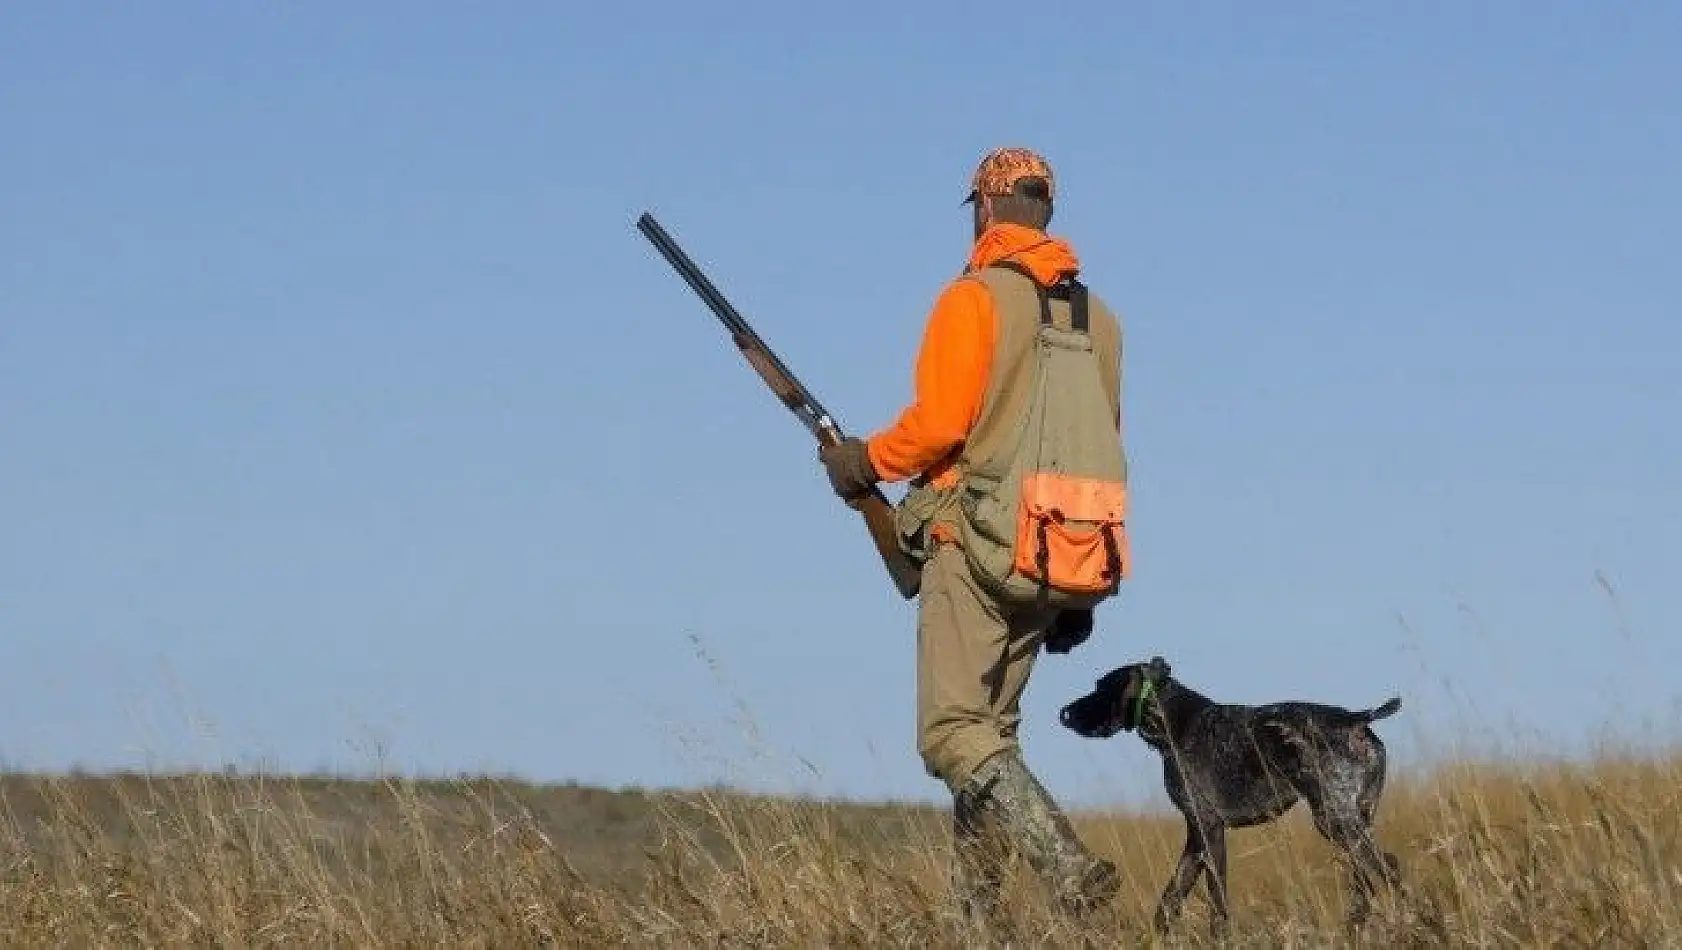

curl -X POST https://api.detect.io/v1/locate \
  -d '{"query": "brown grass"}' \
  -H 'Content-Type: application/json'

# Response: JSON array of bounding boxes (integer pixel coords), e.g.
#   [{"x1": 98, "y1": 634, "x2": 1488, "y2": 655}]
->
[{"x1": 0, "y1": 751, "x2": 1677, "y2": 946}]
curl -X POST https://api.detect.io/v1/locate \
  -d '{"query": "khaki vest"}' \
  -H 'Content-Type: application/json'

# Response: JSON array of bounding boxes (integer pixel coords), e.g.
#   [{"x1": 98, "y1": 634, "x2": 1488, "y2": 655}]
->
[{"x1": 897, "y1": 260, "x2": 1127, "y2": 599}]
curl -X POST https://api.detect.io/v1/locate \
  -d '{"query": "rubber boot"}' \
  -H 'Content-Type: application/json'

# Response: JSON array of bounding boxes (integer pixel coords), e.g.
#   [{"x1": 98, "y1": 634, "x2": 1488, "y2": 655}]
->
[
  {"x1": 952, "y1": 778, "x2": 1007, "y2": 941},
  {"x1": 961, "y1": 748, "x2": 1121, "y2": 918}
]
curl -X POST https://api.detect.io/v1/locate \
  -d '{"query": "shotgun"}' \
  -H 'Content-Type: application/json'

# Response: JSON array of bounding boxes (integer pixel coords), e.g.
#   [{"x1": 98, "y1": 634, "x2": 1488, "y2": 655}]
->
[{"x1": 636, "y1": 211, "x2": 922, "y2": 600}]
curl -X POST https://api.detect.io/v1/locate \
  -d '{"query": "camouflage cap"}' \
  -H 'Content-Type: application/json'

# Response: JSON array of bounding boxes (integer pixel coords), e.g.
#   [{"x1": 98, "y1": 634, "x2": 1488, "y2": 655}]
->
[{"x1": 963, "y1": 146, "x2": 1055, "y2": 204}]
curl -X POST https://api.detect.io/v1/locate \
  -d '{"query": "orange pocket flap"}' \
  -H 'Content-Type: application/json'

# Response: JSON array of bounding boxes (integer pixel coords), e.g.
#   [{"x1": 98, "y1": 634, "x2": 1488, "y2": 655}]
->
[{"x1": 1020, "y1": 473, "x2": 1126, "y2": 523}]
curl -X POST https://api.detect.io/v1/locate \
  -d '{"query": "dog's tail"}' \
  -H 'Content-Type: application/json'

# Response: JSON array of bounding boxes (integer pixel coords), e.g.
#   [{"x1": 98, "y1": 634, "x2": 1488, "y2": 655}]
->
[{"x1": 1355, "y1": 696, "x2": 1402, "y2": 722}]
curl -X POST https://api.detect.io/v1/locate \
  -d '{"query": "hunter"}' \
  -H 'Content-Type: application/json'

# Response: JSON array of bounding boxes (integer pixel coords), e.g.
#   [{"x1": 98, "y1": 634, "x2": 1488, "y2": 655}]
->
[{"x1": 820, "y1": 146, "x2": 1128, "y2": 928}]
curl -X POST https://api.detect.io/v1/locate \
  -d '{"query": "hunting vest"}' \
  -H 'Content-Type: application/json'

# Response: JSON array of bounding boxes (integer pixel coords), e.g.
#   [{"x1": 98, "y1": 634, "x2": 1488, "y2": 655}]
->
[{"x1": 896, "y1": 259, "x2": 1129, "y2": 608}]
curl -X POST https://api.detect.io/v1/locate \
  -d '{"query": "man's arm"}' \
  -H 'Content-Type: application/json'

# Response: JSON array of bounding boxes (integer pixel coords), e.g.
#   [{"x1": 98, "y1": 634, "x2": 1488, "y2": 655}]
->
[{"x1": 865, "y1": 279, "x2": 995, "y2": 483}]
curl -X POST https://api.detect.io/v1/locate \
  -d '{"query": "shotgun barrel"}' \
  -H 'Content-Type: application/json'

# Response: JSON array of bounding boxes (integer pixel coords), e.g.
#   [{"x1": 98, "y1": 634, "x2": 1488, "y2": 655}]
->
[{"x1": 636, "y1": 212, "x2": 922, "y2": 600}]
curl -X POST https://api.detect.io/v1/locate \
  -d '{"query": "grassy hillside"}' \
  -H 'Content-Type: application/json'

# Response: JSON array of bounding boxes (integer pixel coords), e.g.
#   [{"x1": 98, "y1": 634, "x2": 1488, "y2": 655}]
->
[{"x1": 1, "y1": 753, "x2": 1678, "y2": 946}]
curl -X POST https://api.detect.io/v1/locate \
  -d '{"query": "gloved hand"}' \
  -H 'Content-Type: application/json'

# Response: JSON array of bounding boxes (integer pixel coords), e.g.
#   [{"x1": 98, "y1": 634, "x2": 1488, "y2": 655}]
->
[
  {"x1": 1044, "y1": 608, "x2": 1094, "y2": 654},
  {"x1": 818, "y1": 437, "x2": 879, "y2": 508}
]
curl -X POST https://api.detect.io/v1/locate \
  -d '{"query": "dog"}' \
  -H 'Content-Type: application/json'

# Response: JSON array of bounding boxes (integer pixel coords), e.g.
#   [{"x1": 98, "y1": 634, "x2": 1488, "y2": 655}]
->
[{"x1": 1059, "y1": 656, "x2": 1404, "y2": 934}]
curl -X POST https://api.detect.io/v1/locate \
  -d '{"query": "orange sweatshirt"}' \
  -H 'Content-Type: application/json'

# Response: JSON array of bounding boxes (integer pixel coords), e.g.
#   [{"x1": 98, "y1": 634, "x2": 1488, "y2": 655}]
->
[{"x1": 865, "y1": 223, "x2": 1083, "y2": 487}]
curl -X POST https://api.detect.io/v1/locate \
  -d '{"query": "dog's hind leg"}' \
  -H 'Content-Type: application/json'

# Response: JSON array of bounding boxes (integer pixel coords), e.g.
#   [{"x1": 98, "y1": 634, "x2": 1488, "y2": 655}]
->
[
  {"x1": 1358, "y1": 734, "x2": 1405, "y2": 895},
  {"x1": 1306, "y1": 788, "x2": 1397, "y2": 928}
]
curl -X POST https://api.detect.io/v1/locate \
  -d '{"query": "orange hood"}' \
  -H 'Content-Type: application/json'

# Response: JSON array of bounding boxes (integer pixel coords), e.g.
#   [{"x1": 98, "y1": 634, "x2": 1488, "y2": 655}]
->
[{"x1": 965, "y1": 222, "x2": 1080, "y2": 286}]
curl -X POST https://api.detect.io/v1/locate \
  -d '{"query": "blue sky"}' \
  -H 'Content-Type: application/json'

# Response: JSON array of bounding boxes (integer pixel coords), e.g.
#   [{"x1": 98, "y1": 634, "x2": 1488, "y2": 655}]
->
[{"x1": 3, "y1": 3, "x2": 1677, "y2": 807}]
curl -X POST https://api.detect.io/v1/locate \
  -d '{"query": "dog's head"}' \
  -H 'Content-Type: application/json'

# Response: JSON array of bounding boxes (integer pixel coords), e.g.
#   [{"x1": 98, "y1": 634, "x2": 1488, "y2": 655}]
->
[{"x1": 1059, "y1": 656, "x2": 1173, "y2": 741}]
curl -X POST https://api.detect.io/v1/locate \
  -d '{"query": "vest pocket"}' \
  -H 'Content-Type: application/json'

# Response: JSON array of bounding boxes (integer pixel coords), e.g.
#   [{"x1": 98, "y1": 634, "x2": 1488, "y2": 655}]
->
[
  {"x1": 895, "y1": 481, "x2": 959, "y2": 564},
  {"x1": 1011, "y1": 473, "x2": 1129, "y2": 593}
]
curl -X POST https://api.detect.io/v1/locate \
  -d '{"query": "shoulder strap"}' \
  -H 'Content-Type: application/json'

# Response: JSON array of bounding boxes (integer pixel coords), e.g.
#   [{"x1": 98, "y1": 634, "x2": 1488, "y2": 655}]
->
[{"x1": 985, "y1": 259, "x2": 1090, "y2": 332}]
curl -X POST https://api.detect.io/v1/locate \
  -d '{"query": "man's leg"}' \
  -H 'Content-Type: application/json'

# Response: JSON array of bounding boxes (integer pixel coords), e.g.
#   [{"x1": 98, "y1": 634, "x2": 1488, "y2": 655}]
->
[
  {"x1": 917, "y1": 543, "x2": 1037, "y2": 789},
  {"x1": 917, "y1": 543, "x2": 1016, "y2": 931},
  {"x1": 916, "y1": 544, "x2": 1119, "y2": 920}
]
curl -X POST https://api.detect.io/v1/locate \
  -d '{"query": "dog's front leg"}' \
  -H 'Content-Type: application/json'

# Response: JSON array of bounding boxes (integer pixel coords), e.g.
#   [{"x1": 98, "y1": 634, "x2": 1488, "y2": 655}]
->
[
  {"x1": 1202, "y1": 823, "x2": 1231, "y2": 937},
  {"x1": 1152, "y1": 815, "x2": 1209, "y2": 935}
]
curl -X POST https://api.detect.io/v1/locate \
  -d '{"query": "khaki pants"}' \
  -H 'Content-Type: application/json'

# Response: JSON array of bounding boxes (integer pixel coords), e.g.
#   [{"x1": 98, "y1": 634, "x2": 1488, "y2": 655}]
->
[{"x1": 917, "y1": 542, "x2": 1060, "y2": 793}]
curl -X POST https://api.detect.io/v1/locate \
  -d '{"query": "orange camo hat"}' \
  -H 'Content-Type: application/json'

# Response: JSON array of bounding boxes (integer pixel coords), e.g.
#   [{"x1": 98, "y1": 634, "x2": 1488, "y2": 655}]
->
[{"x1": 963, "y1": 146, "x2": 1055, "y2": 204}]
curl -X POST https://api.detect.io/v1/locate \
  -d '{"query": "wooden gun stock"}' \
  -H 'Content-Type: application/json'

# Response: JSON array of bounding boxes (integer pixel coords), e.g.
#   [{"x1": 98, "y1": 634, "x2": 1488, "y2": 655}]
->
[{"x1": 637, "y1": 211, "x2": 922, "y2": 600}]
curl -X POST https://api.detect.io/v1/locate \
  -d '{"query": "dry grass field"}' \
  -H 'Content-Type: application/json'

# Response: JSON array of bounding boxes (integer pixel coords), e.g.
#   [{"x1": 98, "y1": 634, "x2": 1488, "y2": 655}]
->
[{"x1": 0, "y1": 748, "x2": 1677, "y2": 947}]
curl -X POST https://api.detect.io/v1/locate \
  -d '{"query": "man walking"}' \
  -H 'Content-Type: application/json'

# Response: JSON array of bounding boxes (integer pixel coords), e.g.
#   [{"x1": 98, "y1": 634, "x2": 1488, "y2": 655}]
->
[{"x1": 819, "y1": 147, "x2": 1128, "y2": 929}]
